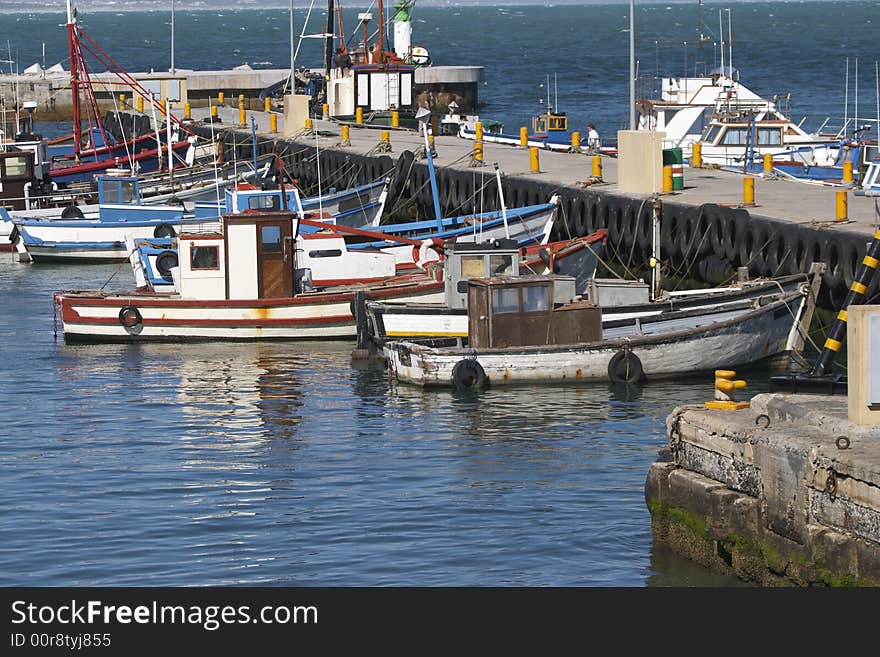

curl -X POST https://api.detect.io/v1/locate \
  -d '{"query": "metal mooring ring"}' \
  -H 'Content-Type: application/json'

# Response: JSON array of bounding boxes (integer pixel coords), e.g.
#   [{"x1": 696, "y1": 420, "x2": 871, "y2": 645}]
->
[
  {"x1": 755, "y1": 414, "x2": 770, "y2": 428},
  {"x1": 836, "y1": 436, "x2": 851, "y2": 450}
]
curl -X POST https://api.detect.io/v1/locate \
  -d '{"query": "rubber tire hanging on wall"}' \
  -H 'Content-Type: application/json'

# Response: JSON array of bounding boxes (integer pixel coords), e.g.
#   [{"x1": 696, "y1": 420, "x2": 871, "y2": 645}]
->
[
  {"x1": 607, "y1": 350, "x2": 644, "y2": 384},
  {"x1": 451, "y1": 358, "x2": 488, "y2": 391}
]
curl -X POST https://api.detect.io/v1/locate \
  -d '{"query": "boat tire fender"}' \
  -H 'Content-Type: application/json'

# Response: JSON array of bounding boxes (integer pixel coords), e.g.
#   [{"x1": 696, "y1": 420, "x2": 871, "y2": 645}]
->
[
  {"x1": 118, "y1": 305, "x2": 143, "y2": 330},
  {"x1": 607, "y1": 349, "x2": 644, "y2": 384},
  {"x1": 154, "y1": 223, "x2": 176, "y2": 238},
  {"x1": 61, "y1": 205, "x2": 84, "y2": 219},
  {"x1": 155, "y1": 250, "x2": 179, "y2": 277},
  {"x1": 452, "y1": 358, "x2": 488, "y2": 391}
]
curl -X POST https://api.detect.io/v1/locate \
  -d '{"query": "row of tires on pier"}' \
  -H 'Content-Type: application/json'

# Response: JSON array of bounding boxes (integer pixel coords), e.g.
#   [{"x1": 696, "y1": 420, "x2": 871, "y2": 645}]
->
[{"x1": 206, "y1": 128, "x2": 873, "y2": 311}]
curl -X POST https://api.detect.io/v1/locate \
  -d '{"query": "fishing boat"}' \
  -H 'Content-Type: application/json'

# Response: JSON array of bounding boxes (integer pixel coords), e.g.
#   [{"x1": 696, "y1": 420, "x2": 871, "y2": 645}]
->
[
  {"x1": 53, "y1": 209, "x2": 445, "y2": 343},
  {"x1": 383, "y1": 263, "x2": 823, "y2": 389},
  {"x1": 47, "y1": 2, "x2": 196, "y2": 186}
]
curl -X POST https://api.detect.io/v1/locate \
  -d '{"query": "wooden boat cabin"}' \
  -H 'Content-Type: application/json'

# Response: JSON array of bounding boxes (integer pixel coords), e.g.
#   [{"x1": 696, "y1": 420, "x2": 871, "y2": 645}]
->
[{"x1": 467, "y1": 275, "x2": 599, "y2": 349}]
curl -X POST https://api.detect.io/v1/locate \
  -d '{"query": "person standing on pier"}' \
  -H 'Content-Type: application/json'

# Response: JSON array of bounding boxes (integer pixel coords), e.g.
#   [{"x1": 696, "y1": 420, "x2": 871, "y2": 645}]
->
[{"x1": 587, "y1": 124, "x2": 600, "y2": 153}]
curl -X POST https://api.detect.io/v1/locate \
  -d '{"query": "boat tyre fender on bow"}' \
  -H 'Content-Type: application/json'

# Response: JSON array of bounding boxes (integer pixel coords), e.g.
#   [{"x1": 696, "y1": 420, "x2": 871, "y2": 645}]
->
[
  {"x1": 452, "y1": 358, "x2": 488, "y2": 391},
  {"x1": 607, "y1": 350, "x2": 644, "y2": 384},
  {"x1": 154, "y1": 223, "x2": 176, "y2": 238},
  {"x1": 61, "y1": 205, "x2": 84, "y2": 219}
]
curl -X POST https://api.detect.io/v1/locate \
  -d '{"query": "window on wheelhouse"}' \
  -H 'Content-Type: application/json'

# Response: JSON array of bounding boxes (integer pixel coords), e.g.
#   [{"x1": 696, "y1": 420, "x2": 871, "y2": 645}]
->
[
  {"x1": 756, "y1": 128, "x2": 783, "y2": 145},
  {"x1": 702, "y1": 124, "x2": 721, "y2": 143},
  {"x1": 522, "y1": 285, "x2": 550, "y2": 312},
  {"x1": 492, "y1": 287, "x2": 520, "y2": 314},
  {"x1": 489, "y1": 254, "x2": 515, "y2": 276},
  {"x1": 718, "y1": 127, "x2": 750, "y2": 146},
  {"x1": 261, "y1": 225, "x2": 283, "y2": 254},
  {"x1": 191, "y1": 245, "x2": 219, "y2": 270},
  {"x1": 248, "y1": 194, "x2": 281, "y2": 211}
]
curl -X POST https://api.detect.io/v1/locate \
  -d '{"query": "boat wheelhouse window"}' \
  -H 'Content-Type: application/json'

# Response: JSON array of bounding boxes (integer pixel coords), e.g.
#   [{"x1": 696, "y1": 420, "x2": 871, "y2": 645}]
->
[
  {"x1": 719, "y1": 127, "x2": 750, "y2": 146},
  {"x1": 491, "y1": 287, "x2": 520, "y2": 314},
  {"x1": 522, "y1": 285, "x2": 550, "y2": 312},
  {"x1": 460, "y1": 255, "x2": 485, "y2": 278},
  {"x1": 261, "y1": 225, "x2": 283, "y2": 254},
  {"x1": 249, "y1": 195, "x2": 281, "y2": 211},
  {"x1": 308, "y1": 249, "x2": 343, "y2": 258},
  {"x1": 703, "y1": 125, "x2": 721, "y2": 142},
  {"x1": 549, "y1": 116, "x2": 567, "y2": 131},
  {"x1": 533, "y1": 116, "x2": 547, "y2": 133},
  {"x1": 2, "y1": 155, "x2": 29, "y2": 177},
  {"x1": 756, "y1": 128, "x2": 782, "y2": 145},
  {"x1": 489, "y1": 254, "x2": 515, "y2": 276},
  {"x1": 191, "y1": 245, "x2": 219, "y2": 270}
]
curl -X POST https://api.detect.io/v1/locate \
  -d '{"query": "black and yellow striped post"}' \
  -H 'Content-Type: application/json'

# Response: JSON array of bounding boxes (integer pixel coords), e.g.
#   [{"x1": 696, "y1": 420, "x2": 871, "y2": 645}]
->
[{"x1": 810, "y1": 229, "x2": 880, "y2": 377}]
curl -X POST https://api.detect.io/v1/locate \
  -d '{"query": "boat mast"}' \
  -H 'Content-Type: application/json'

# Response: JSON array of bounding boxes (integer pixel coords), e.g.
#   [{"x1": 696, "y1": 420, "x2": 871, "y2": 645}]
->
[
  {"x1": 629, "y1": 0, "x2": 635, "y2": 129},
  {"x1": 324, "y1": 0, "x2": 334, "y2": 82},
  {"x1": 66, "y1": 0, "x2": 82, "y2": 157},
  {"x1": 170, "y1": 0, "x2": 175, "y2": 74}
]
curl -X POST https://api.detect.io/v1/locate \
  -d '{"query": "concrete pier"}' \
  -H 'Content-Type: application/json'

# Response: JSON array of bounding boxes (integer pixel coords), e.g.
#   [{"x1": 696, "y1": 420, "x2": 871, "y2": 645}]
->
[{"x1": 646, "y1": 394, "x2": 880, "y2": 586}]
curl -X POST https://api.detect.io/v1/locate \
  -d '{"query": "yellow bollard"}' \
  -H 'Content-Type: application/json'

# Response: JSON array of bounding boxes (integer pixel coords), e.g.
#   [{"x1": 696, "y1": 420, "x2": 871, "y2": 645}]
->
[
  {"x1": 519, "y1": 127, "x2": 528, "y2": 148},
  {"x1": 744, "y1": 176, "x2": 755, "y2": 205},
  {"x1": 322, "y1": 103, "x2": 329, "y2": 119},
  {"x1": 183, "y1": 102, "x2": 191, "y2": 120},
  {"x1": 473, "y1": 140, "x2": 483, "y2": 163},
  {"x1": 763, "y1": 153, "x2": 773, "y2": 173},
  {"x1": 136, "y1": 95, "x2": 144, "y2": 113},
  {"x1": 663, "y1": 165, "x2": 673, "y2": 192},
  {"x1": 836, "y1": 190, "x2": 848, "y2": 222},
  {"x1": 355, "y1": 107, "x2": 363, "y2": 124},
  {"x1": 571, "y1": 131, "x2": 581, "y2": 150},
  {"x1": 530, "y1": 146, "x2": 540, "y2": 172},
  {"x1": 118, "y1": 93, "x2": 126, "y2": 107},
  {"x1": 238, "y1": 93, "x2": 245, "y2": 106},
  {"x1": 429, "y1": 134, "x2": 436, "y2": 155},
  {"x1": 475, "y1": 121, "x2": 483, "y2": 142},
  {"x1": 239, "y1": 104, "x2": 246, "y2": 126},
  {"x1": 218, "y1": 92, "x2": 225, "y2": 105},
  {"x1": 705, "y1": 370, "x2": 750, "y2": 410},
  {"x1": 381, "y1": 130, "x2": 390, "y2": 145},
  {"x1": 843, "y1": 160, "x2": 854, "y2": 184},
  {"x1": 264, "y1": 97, "x2": 271, "y2": 113},
  {"x1": 210, "y1": 104, "x2": 218, "y2": 120},
  {"x1": 391, "y1": 110, "x2": 399, "y2": 128},
  {"x1": 269, "y1": 113, "x2": 277, "y2": 133},
  {"x1": 592, "y1": 155, "x2": 602, "y2": 179},
  {"x1": 341, "y1": 124, "x2": 350, "y2": 145},
  {"x1": 305, "y1": 117, "x2": 313, "y2": 130},
  {"x1": 691, "y1": 142, "x2": 702, "y2": 168}
]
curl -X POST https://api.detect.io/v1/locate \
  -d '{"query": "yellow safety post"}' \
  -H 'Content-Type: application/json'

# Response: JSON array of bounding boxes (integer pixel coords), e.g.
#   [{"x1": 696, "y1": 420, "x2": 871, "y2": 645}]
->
[
  {"x1": 705, "y1": 370, "x2": 750, "y2": 410},
  {"x1": 118, "y1": 93, "x2": 126, "y2": 107},
  {"x1": 269, "y1": 113, "x2": 277, "y2": 133},
  {"x1": 341, "y1": 124, "x2": 350, "y2": 145},
  {"x1": 744, "y1": 176, "x2": 755, "y2": 205},
  {"x1": 592, "y1": 155, "x2": 602, "y2": 179},
  {"x1": 662, "y1": 165, "x2": 673, "y2": 192},
  {"x1": 691, "y1": 142, "x2": 702, "y2": 168},
  {"x1": 136, "y1": 95, "x2": 144, "y2": 113},
  {"x1": 218, "y1": 92, "x2": 225, "y2": 105},
  {"x1": 184, "y1": 102, "x2": 191, "y2": 120},
  {"x1": 428, "y1": 134, "x2": 436, "y2": 155},
  {"x1": 391, "y1": 110, "x2": 399, "y2": 128},
  {"x1": 239, "y1": 103, "x2": 246, "y2": 126},
  {"x1": 519, "y1": 127, "x2": 528, "y2": 148},
  {"x1": 473, "y1": 140, "x2": 483, "y2": 163},
  {"x1": 843, "y1": 160, "x2": 854, "y2": 184},
  {"x1": 210, "y1": 104, "x2": 218, "y2": 120},
  {"x1": 381, "y1": 130, "x2": 390, "y2": 146},
  {"x1": 475, "y1": 122, "x2": 483, "y2": 142},
  {"x1": 836, "y1": 190, "x2": 848, "y2": 222},
  {"x1": 264, "y1": 97, "x2": 271, "y2": 113},
  {"x1": 763, "y1": 153, "x2": 773, "y2": 173},
  {"x1": 530, "y1": 146, "x2": 540, "y2": 172},
  {"x1": 355, "y1": 107, "x2": 363, "y2": 124},
  {"x1": 571, "y1": 131, "x2": 581, "y2": 150},
  {"x1": 305, "y1": 117, "x2": 313, "y2": 131},
  {"x1": 322, "y1": 103, "x2": 329, "y2": 119},
  {"x1": 238, "y1": 93, "x2": 245, "y2": 106}
]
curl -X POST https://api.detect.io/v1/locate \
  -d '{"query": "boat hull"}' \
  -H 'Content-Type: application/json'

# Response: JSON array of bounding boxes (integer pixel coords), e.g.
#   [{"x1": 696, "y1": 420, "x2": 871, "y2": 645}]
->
[
  {"x1": 56, "y1": 280, "x2": 444, "y2": 343},
  {"x1": 385, "y1": 289, "x2": 810, "y2": 387}
]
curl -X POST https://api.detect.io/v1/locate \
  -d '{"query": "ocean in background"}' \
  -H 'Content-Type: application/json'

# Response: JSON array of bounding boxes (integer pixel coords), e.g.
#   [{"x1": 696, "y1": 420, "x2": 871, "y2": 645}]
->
[
  {"x1": 0, "y1": 2, "x2": 874, "y2": 587},
  {"x1": 2, "y1": 1, "x2": 879, "y2": 139}
]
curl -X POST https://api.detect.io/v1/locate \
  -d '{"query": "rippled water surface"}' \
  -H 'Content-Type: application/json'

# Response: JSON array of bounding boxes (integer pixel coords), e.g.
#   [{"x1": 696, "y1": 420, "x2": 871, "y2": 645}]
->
[{"x1": 0, "y1": 256, "x2": 760, "y2": 586}]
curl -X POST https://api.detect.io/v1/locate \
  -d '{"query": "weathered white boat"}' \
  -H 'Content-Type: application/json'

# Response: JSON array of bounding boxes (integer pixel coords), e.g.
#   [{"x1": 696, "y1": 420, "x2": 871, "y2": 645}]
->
[
  {"x1": 54, "y1": 209, "x2": 444, "y2": 343},
  {"x1": 384, "y1": 265, "x2": 822, "y2": 388}
]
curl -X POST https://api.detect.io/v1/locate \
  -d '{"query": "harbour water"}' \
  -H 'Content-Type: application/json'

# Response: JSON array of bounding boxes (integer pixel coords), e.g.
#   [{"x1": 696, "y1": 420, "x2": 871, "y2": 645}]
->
[{"x1": 1, "y1": 1, "x2": 874, "y2": 587}]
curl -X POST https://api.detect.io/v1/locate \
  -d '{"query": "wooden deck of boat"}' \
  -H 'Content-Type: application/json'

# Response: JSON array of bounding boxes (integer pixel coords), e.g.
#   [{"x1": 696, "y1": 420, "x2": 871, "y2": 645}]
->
[{"x1": 194, "y1": 105, "x2": 879, "y2": 238}]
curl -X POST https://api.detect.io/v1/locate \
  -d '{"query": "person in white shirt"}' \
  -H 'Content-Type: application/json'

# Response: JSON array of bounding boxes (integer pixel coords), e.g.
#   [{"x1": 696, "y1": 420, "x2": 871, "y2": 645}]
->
[{"x1": 586, "y1": 124, "x2": 600, "y2": 152}]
